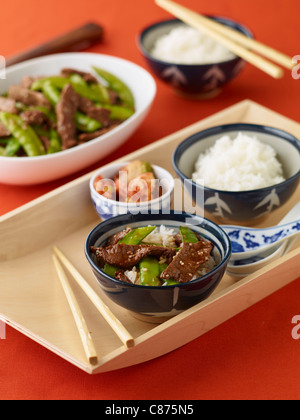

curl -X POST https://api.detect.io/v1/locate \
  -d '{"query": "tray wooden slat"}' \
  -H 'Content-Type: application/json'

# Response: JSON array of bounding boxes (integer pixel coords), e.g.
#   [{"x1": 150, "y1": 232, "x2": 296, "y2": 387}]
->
[{"x1": 0, "y1": 99, "x2": 299, "y2": 374}]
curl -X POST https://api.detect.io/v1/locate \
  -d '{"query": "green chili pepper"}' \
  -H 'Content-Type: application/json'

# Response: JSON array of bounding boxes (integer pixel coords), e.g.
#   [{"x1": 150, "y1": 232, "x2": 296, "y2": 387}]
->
[
  {"x1": 68, "y1": 74, "x2": 108, "y2": 104},
  {"x1": 75, "y1": 111, "x2": 102, "y2": 132},
  {"x1": 0, "y1": 112, "x2": 45, "y2": 156},
  {"x1": 159, "y1": 262, "x2": 179, "y2": 285},
  {"x1": 35, "y1": 74, "x2": 110, "y2": 103},
  {"x1": 47, "y1": 129, "x2": 61, "y2": 154},
  {"x1": 42, "y1": 81, "x2": 61, "y2": 106},
  {"x1": 15, "y1": 102, "x2": 27, "y2": 112},
  {"x1": 32, "y1": 125, "x2": 49, "y2": 138},
  {"x1": 139, "y1": 257, "x2": 161, "y2": 286},
  {"x1": 179, "y1": 226, "x2": 199, "y2": 244},
  {"x1": 103, "y1": 263, "x2": 119, "y2": 278},
  {"x1": 164, "y1": 279, "x2": 180, "y2": 285},
  {"x1": 159, "y1": 262, "x2": 168, "y2": 275},
  {"x1": 32, "y1": 74, "x2": 112, "y2": 105},
  {"x1": 69, "y1": 74, "x2": 97, "y2": 101},
  {"x1": 93, "y1": 67, "x2": 135, "y2": 108},
  {"x1": 102, "y1": 104, "x2": 134, "y2": 121},
  {"x1": 31, "y1": 77, "x2": 69, "y2": 91},
  {"x1": 5, "y1": 136, "x2": 21, "y2": 156},
  {"x1": 89, "y1": 83, "x2": 110, "y2": 104},
  {"x1": 118, "y1": 226, "x2": 156, "y2": 245},
  {"x1": 0, "y1": 146, "x2": 6, "y2": 156}
]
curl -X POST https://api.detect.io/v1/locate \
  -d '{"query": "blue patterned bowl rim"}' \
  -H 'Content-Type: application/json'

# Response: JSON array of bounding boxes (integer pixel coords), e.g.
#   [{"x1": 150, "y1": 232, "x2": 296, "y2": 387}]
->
[
  {"x1": 172, "y1": 123, "x2": 300, "y2": 194},
  {"x1": 137, "y1": 15, "x2": 254, "y2": 67},
  {"x1": 85, "y1": 211, "x2": 232, "y2": 289}
]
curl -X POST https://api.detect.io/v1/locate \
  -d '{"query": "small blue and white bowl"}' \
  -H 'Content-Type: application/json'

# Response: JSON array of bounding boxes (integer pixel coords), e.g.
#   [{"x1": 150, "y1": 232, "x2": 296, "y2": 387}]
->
[
  {"x1": 85, "y1": 211, "x2": 231, "y2": 321},
  {"x1": 173, "y1": 123, "x2": 300, "y2": 222},
  {"x1": 137, "y1": 16, "x2": 252, "y2": 98},
  {"x1": 90, "y1": 162, "x2": 175, "y2": 220}
]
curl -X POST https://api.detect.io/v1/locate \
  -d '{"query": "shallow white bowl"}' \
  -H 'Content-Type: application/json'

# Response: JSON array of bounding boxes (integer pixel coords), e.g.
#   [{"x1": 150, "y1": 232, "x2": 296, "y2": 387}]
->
[
  {"x1": 0, "y1": 53, "x2": 156, "y2": 185},
  {"x1": 90, "y1": 162, "x2": 175, "y2": 220}
]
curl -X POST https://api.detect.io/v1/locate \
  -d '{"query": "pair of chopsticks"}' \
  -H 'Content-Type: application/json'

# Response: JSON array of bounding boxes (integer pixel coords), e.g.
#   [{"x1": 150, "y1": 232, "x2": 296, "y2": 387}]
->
[
  {"x1": 155, "y1": 0, "x2": 294, "y2": 79},
  {"x1": 52, "y1": 247, "x2": 134, "y2": 366}
]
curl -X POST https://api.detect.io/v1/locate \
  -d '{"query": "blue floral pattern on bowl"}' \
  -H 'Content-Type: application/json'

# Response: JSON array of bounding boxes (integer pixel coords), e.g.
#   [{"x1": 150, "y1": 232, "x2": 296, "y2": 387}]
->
[{"x1": 138, "y1": 16, "x2": 252, "y2": 97}]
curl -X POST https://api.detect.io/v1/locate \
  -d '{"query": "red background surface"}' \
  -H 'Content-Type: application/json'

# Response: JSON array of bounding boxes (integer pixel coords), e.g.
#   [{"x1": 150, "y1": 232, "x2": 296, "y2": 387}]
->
[{"x1": 0, "y1": 0, "x2": 300, "y2": 400}]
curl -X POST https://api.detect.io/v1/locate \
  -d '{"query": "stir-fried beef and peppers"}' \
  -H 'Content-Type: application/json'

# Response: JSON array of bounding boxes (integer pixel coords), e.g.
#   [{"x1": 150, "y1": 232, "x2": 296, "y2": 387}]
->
[
  {"x1": 0, "y1": 67, "x2": 135, "y2": 157},
  {"x1": 91, "y1": 225, "x2": 217, "y2": 286}
]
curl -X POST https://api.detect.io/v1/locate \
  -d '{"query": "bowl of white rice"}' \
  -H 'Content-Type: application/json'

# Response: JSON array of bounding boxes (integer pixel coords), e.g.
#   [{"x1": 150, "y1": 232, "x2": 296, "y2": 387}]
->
[
  {"x1": 173, "y1": 123, "x2": 300, "y2": 222},
  {"x1": 137, "y1": 16, "x2": 252, "y2": 98}
]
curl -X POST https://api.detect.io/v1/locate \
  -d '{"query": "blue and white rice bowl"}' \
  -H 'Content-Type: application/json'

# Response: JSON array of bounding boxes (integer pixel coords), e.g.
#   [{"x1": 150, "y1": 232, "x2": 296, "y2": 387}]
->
[
  {"x1": 138, "y1": 16, "x2": 253, "y2": 98},
  {"x1": 90, "y1": 162, "x2": 175, "y2": 220},
  {"x1": 85, "y1": 212, "x2": 231, "y2": 321},
  {"x1": 172, "y1": 123, "x2": 300, "y2": 222}
]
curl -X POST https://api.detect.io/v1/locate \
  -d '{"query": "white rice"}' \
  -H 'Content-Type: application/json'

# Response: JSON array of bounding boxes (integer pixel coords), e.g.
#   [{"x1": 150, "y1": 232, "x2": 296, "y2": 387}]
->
[
  {"x1": 142, "y1": 225, "x2": 177, "y2": 248},
  {"x1": 124, "y1": 266, "x2": 139, "y2": 284},
  {"x1": 151, "y1": 25, "x2": 235, "y2": 64},
  {"x1": 192, "y1": 132, "x2": 285, "y2": 191},
  {"x1": 193, "y1": 255, "x2": 218, "y2": 279}
]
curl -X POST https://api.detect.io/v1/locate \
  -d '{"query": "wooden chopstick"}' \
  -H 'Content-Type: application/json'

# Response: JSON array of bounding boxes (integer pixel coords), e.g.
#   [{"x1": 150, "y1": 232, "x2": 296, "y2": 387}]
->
[
  {"x1": 6, "y1": 22, "x2": 103, "y2": 67},
  {"x1": 155, "y1": 0, "x2": 291, "y2": 79},
  {"x1": 53, "y1": 254, "x2": 98, "y2": 365},
  {"x1": 181, "y1": 9, "x2": 293, "y2": 71},
  {"x1": 53, "y1": 246, "x2": 135, "y2": 349}
]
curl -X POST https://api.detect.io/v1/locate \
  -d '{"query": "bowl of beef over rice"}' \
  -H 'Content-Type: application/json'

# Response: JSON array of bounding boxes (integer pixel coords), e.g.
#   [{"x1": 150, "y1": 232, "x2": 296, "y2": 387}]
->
[
  {"x1": 85, "y1": 211, "x2": 231, "y2": 321},
  {"x1": 0, "y1": 53, "x2": 156, "y2": 185}
]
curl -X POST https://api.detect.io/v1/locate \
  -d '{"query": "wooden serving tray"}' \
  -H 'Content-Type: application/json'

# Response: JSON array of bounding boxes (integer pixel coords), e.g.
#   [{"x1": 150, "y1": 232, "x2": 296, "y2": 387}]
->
[{"x1": 1, "y1": 100, "x2": 300, "y2": 374}]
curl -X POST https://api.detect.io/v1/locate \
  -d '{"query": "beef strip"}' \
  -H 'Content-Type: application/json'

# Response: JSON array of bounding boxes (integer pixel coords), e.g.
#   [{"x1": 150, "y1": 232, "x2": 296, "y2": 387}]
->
[
  {"x1": 19, "y1": 76, "x2": 41, "y2": 89},
  {"x1": 115, "y1": 270, "x2": 132, "y2": 284},
  {"x1": 20, "y1": 110, "x2": 54, "y2": 129},
  {"x1": 91, "y1": 244, "x2": 177, "y2": 270},
  {"x1": 39, "y1": 135, "x2": 50, "y2": 151},
  {"x1": 78, "y1": 123, "x2": 121, "y2": 143},
  {"x1": 60, "y1": 68, "x2": 98, "y2": 84},
  {"x1": 55, "y1": 84, "x2": 80, "y2": 149},
  {"x1": 0, "y1": 97, "x2": 18, "y2": 114},
  {"x1": 108, "y1": 89, "x2": 119, "y2": 105},
  {"x1": 79, "y1": 96, "x2": 111, "y2": 126},
  {"x1": 160, "y1": 240, "x2": 213, "y2": 283},
  {"x1": 8, "y1": 85, "x2": 51, "y2": 109},
  {"x1": 105, "y1": 227, "x2": 132, "y2": 247},
  {"x1": 0, "y1": 122, "x2": 10, "y2": 137},
  {"x1": 174, "y1": 233, "x2": 182, "y2": 247}
]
